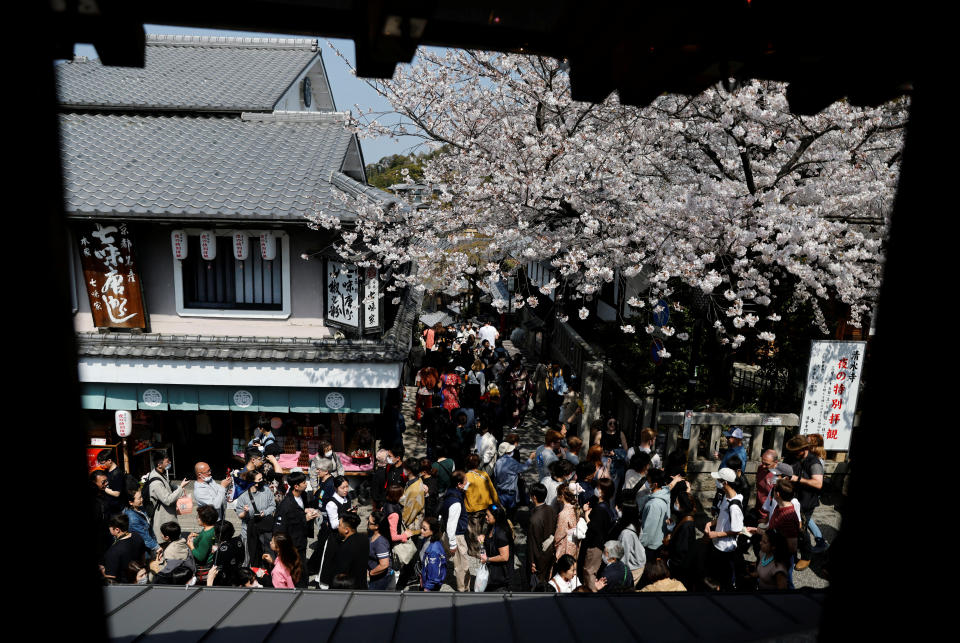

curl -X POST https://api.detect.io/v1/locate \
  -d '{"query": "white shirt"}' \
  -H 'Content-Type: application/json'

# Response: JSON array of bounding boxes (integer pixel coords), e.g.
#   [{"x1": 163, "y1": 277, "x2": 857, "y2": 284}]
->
[
  {"x1": 326, "y1": 494, "x2": 347, "y2": 529},
  {"x1": 714, "y1": 494, "x2": 744, "y2": 552},
  {"x1": 478, "y1": 324, "x2": 498, "y2": 346},
  {"x1": 549, "y1": 574, "x2": 582, "y2": 593},
  {"x1": 445, "y1": 502, "x2": 462, "y2": 549},
  {"x1": 542, "y1": 476, "x2": 561, "y2": 507},
  {"x1": 475, "y1": 432, "x2": 498, "y2": 465}
]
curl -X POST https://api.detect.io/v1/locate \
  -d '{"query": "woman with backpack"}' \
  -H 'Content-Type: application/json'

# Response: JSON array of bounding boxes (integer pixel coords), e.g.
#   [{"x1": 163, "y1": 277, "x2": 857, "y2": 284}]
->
[{"x1": 380, "y1": 483, "x2": 416, "y2": 587}]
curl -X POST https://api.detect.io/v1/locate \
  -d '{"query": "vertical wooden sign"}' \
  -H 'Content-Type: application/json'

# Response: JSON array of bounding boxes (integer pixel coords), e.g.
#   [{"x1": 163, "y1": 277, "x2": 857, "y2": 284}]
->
[{"x1": 78, "y1": 222, "x2": 148, "y2": 330}]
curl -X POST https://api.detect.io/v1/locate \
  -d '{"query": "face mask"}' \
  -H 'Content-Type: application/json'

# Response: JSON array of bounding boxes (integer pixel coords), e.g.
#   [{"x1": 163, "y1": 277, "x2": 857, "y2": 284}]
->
[
  {"x1": 386, "y1": 457, "x2": 394, "y2": 465},
  {"x1": 673, "y1": 501, "x2": 681, "y2": 512},
  {"x1": 164, "y1": 463, "x2": 172, "y2": 472},
  {"x1": 325, "y1": 451, "x2": 333, "y2": 458},
  {"x1": 615, "y1": 508, "x2": 623, "y2": 519},
  {"x1": 463, "y1": 481, "x2": 470, "y2": 490},
  {"x1": 204, "y1": 476, "x2": 213, "y2": 483}
]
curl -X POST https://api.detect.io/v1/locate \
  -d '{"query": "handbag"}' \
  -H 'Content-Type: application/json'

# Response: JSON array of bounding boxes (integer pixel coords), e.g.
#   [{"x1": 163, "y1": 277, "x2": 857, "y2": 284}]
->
[
  {"x1": 392, "y1": 540, "x2": 417, "y2": 567},
  {"x1": 176, "y1": 495, "x2": 193, "y2": 515},
  {"x1": 247, "y1": 489, "x2": 275, "y2": 534}
]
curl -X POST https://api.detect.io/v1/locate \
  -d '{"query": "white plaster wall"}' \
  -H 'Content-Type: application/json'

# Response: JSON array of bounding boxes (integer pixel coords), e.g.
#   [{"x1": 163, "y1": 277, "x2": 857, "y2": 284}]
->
[{"x1": 72, "y1": 223, "x2": 334, "y2": 338}]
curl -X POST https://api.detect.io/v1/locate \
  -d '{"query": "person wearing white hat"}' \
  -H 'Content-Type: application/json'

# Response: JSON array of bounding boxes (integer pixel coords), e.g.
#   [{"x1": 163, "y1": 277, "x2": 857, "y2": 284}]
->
[
  {"x1": 492, "y1": 441, "x2": 536, "y2": 515},
  {"x1": 705, "y1": 467, "x2": 745, "y2": 591},
  {"x1": 717, "y1": 427, "x2": 747, "y2": 472}
]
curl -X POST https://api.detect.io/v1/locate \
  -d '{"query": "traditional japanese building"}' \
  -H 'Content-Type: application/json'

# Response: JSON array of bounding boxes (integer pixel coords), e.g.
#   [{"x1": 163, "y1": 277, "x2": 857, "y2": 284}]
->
[{"x1": 57, "y1": 35, "x2": 416, "y2": 476}]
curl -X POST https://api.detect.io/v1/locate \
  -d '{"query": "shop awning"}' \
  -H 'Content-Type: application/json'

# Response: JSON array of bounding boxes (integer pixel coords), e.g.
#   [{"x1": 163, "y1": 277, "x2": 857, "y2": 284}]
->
[
  {"x1": 80, "y1": 383, "x2": 383, "y2": 414},
  {"x1": 78, "y1": 357, "x2": 402, "y2": 389}
]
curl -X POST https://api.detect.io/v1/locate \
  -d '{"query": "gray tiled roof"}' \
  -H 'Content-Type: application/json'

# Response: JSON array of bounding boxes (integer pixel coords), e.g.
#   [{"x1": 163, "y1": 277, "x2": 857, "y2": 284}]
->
[
  {"x1": 74, "y1": 282, "x2": 422, "y2": 362},
  {"x1": 59, "y1": 111, "x2": 392, "y2": 220},
  {"x1": 56, "y1": 35, "x2": 318, "y2": 112},
  {"x1": 75, "y1": 333, "x2": 407, "y2": 362}
]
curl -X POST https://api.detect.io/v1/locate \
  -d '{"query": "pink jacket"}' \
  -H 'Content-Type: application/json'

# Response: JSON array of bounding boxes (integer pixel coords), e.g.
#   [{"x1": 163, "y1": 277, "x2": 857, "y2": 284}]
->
[{"x1": 271, "y1": 559, "x2": 295, "y2": 589}]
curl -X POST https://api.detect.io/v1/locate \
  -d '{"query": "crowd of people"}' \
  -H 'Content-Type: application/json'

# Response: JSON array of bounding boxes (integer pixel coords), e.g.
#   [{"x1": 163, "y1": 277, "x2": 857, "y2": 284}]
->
[{"x1": 91, "y1": 318, "x2": 834, "y2": 594}]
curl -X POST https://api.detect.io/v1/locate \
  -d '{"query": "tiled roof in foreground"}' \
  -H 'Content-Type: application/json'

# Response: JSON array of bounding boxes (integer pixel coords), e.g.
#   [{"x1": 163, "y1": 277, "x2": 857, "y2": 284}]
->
[{"x1": 56, "y1": 35, "x2": 318, "y2": 112}]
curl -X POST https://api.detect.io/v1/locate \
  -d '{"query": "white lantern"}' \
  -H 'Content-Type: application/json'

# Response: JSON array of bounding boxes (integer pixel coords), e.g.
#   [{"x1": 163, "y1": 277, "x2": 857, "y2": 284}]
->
[
  {"x1": 200, "y1": 231, "x2": 217, "y2": 260},
  {"x1": 232, "y1": 232, "x2": 249, "y2": 260},
  {"x1": 171, "y1": 230, "x2": 188, "y2": 260},
  {"x1": 259, "y1": 232, "x2": 276, "y2": 261},
  {"x1": 115, "y1": 410, "x2": 132, "y2": 438}
]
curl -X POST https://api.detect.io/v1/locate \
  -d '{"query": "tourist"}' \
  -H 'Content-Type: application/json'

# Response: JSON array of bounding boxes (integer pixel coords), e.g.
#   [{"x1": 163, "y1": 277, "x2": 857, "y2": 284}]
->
[{"x1": 527, "y1": 482, "x2": 558, "y2": 587}]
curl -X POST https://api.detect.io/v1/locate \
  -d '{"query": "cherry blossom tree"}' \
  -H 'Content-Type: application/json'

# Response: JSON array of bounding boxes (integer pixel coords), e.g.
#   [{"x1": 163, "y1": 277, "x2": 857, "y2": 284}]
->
[{"x1": 309, "y1": 46, "x2": 907, "y2": 355}]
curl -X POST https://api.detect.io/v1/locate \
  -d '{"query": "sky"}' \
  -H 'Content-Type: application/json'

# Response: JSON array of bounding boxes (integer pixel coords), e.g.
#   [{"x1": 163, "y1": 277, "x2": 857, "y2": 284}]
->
[{"x1": 72, "y1": 24, "x2": 425, "y2": 165}]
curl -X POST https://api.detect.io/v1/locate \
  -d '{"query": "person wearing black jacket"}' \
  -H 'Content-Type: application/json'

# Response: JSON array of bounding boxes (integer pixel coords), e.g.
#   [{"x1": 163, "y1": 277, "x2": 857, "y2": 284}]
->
[
  {"x1": 331, "y1": 513, "x2": 368, "y2": 589},
  {"x1": 665, "y1": 480, "x2": 699, "y2": 590},
  {"x1": 578, "y1": 478, "x2": 615, "y2": 592},
  {"x1": 272, "y1": 471, "x2": 320, "y2": 588}
]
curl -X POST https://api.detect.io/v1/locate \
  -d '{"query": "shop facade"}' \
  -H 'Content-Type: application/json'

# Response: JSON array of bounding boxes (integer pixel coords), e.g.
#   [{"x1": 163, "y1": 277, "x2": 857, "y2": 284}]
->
[{"x1": 58, "y1": 35, "x2": 416, "y2": 478}]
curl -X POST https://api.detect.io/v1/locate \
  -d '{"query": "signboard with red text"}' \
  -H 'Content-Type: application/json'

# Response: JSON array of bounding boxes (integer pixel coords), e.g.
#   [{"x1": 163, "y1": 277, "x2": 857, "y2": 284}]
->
[{"x1": 799, "y1": 340, "x2": 866, "y2": 451}]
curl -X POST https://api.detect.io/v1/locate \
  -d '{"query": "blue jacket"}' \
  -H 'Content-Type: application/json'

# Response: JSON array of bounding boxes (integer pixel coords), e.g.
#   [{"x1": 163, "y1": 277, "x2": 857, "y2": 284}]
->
[
  {"x1": 124, "y1": 507, "x2": 158, "y2": 550},
  {"x1": 721, "y1": 445, "x2": 748, "y2": 471},
  {"x1": 494, "y1": 456, "x2": 533, "y2": 497},
  {"x1": 420, "y1": 540, "x2": 447, "y2": 591}
]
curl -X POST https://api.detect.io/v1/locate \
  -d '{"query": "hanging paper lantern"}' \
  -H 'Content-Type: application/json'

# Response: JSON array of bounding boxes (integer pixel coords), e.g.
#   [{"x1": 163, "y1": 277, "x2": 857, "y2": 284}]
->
[
  {"x1": 200, "y1": 231, "x2": 217, "y2": 260},
  {"x1": 171, "y1": 230, "x2": 188, "y2": 260},
  {"x1": 233, "y1": 232, "x2": 249, "y2": 260},
  {"x1": 259, "y1": 232, "x2": 276, "y2": 261},
  {"x1": 115, "y1": 410, "x2": 132, "y2": 437}
]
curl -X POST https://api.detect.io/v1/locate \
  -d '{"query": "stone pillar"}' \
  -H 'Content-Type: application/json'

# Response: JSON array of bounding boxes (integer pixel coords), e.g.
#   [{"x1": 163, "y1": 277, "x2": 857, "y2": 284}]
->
[
  {"x1": 579, "y1": 360, "x2": 605, "y2": 448},
  {"x1": 641, "y1": 385, "x2": 655, "y2": 430}
]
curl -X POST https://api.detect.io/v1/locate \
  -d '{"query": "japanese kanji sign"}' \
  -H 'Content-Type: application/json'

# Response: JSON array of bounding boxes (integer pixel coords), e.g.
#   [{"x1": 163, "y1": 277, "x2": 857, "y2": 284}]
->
[
  {"x1": 326, "y1": 260, "x2": 359, "y2": 328},
  {"x1": 325, "y1": 259, "x2": 383, "y2": 335},
  {"x1": 363, "y1": 266, "x2": 381, "y2": 331},
  {"x1": 78, "y1": 222, "x2": 148, "y2": 330},
  {"x1": 799, "y1": 340, "x2": 866, "y2": 450}
]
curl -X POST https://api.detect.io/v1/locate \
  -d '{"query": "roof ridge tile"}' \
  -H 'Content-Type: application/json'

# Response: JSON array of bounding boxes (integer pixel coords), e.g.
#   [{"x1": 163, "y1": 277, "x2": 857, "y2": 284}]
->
[{"x1": 146, "y1": 34, "x2": 318, "y2": 51}]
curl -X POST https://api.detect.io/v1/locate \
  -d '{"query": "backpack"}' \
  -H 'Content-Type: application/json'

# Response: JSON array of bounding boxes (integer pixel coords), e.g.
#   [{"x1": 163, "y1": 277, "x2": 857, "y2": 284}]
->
[{"x1": 144, "y1": 472, "x2": 169, "y2": 528}]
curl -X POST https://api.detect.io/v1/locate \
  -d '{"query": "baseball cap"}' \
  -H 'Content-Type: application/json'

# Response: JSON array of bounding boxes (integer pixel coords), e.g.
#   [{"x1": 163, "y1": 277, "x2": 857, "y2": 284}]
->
[
  {"x1": 498, "y1": 442, "x2": 516, "y2": 457},
  {"x1": 723, "y1": 427, "x2": 744, "y2": 439},
  {"x1": 711, "y1": 467, "x2": 736, "y2": 483}
]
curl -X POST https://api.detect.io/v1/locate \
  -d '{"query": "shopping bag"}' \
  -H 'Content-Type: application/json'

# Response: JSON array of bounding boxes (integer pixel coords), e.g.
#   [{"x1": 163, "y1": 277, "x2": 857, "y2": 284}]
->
[{"x1": 474, "y1": 563, "x2": 489, "y2": 592}]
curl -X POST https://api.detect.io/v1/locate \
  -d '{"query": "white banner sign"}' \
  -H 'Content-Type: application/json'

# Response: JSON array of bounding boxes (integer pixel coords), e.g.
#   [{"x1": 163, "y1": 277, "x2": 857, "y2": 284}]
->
[
  {"x1": 799, "y1": 340, "x2": 866, "y2": 451},
  {"x1": 326, "y1": 260, "x2": 359, "y2": 328},
  {"x1": 364, "y1": 266, "x2": 380, "y2": 329}
]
